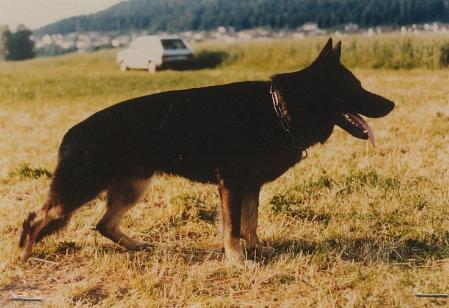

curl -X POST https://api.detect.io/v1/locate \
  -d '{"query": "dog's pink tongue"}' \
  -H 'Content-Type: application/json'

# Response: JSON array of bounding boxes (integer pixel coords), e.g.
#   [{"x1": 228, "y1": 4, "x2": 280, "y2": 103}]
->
[{"x1": 351, "y1": 113, "x2": 375, "y2": 147}]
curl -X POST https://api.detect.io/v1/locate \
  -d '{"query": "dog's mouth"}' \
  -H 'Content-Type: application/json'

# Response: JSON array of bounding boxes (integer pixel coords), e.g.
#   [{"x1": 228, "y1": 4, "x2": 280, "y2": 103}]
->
[{"x1": 335, "y1": 113, "x2": 375, "y2": 146}]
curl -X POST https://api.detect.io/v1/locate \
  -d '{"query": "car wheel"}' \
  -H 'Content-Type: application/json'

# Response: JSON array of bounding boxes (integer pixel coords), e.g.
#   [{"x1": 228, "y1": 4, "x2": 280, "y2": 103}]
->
[
  {"x1": 120, "y1": 61, "x2": 128, "y2": 72},
  {"x1": 148, "y1": 61, "x2": 157, "y2": 73}
]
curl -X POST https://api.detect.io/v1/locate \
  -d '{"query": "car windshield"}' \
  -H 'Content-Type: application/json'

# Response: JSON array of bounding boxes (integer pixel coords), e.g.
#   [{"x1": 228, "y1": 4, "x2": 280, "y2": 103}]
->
[{"x1": 161, "y1": 39, "x2": 187, "y2": 50}]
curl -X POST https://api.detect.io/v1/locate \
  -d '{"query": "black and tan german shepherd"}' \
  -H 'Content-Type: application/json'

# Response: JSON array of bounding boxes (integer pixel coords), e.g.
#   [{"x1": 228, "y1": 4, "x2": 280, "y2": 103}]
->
[{"x1": 19, "y1": 39, "x2": 394, "y2": 263}]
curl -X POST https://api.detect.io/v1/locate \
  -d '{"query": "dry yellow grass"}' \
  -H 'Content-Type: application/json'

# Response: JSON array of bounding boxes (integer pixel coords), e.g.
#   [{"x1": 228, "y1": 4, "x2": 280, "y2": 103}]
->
[{"x1": 0, "y1": 43, "x2": 449, "y2": 306}]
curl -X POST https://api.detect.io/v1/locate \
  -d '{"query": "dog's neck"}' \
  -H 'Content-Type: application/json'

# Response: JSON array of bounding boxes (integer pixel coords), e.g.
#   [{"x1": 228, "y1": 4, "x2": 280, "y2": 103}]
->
[
  {"x1": 270, "y1": 84, "x2": 292, "y2": 136},
  {"x1": 270, "y1": 83, "x2": 307, "y2": 155}
]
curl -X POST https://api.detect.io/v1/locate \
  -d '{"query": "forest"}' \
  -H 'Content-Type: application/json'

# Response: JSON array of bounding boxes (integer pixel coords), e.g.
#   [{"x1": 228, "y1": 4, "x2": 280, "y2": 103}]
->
[{"x1": 36, "y1": 0, "x2": 449, "y2": 35}]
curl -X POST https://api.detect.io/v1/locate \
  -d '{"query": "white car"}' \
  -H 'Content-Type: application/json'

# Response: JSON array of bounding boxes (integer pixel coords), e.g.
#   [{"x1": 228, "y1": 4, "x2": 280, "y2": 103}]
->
[{"x1": 116, "y1": 35, "x2": 193, "y2": 73}]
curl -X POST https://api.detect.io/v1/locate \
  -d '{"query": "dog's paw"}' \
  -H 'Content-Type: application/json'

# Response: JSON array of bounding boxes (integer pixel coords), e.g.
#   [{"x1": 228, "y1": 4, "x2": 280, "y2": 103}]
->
[
  {"x1": 19, "y1": 250, "x2": 32, "y2": 263},
  {"x1": 243, "y1": 259, "x2": 258, "y2": 270},
  {"x1": 224, "y1": 249, "x2": 246, "y2": 266},
  {"x1": 129, "y1": 240, "x2": 153, "y2": 251}
]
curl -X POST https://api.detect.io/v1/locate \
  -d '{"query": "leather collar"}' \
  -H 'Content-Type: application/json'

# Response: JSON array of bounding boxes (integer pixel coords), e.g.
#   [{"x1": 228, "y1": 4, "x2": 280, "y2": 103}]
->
[{"x1": 270, "y1": 84, "x2": 307, "y2": 156}]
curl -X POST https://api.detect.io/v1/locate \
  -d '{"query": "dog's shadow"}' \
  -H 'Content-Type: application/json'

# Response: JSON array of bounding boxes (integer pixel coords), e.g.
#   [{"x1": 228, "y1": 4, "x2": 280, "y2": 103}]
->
[
  {"x1": 159, "y1": 50, "x2": 228, "y2": 71},
  {"x1": 252, "y1": 236, "x2": 449, "y2": 265},
  {"x1": 37, "y1": 234, "x2": 448, "y2": 266}
]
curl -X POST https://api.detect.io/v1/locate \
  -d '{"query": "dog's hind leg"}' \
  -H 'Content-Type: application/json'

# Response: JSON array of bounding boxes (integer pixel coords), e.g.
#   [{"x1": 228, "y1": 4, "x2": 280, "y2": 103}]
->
[
  {"x1": 96, "y1": 178, "x2": 151, "y2": 250},
  {"x1": 240, "y1": 185, "x2": 261, "y2": 249}
]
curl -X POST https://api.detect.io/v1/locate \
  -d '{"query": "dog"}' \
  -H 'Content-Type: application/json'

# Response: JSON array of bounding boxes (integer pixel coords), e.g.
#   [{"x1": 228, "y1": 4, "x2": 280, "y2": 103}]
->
[{"x1": 19, "y1": 39, "x2": 394, "y2": 263}]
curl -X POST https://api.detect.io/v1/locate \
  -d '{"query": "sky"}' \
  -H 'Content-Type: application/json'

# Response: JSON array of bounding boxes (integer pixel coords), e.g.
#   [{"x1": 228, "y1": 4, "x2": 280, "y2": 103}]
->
[{"x1": 0, "y1": 0, "x2": 124, "y2": 30}]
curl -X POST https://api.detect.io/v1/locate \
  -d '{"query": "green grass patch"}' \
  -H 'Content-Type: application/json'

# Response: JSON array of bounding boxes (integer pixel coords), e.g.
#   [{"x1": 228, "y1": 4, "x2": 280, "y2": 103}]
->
[{"x1": 9, "y1": 162, "x2": 52, "y2": 179}]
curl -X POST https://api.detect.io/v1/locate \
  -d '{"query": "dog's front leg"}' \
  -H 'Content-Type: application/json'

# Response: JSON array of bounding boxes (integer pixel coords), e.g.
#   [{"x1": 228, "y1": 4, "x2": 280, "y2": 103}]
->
[
  {"x1": 240, "y1": 185, "x2": 261, "y2": 249},
  {"x1": 217, "y1": 177, "x2": 245, "y2": 264}
]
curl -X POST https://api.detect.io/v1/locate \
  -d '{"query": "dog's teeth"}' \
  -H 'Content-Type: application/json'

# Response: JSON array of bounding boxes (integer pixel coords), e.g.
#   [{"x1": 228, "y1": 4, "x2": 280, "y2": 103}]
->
[{"x1": 344, "y1": 113, "x2": 366, "y2": 131}]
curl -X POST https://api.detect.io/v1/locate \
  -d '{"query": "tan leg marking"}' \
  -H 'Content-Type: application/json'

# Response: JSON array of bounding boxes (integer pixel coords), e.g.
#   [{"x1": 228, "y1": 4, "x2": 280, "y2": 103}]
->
[
  {"x1": 96, "y1": 178, "x2": 151, "y2": 250},
  {"x1": 217, "y1": 178, "x2": 245, "y2": 263},
  {"x1": 240, "y1": 192, "x2": 260, "y2": 249},
  {"x1": 223, "y1": 236, "x2": 245, "y2": 263}
]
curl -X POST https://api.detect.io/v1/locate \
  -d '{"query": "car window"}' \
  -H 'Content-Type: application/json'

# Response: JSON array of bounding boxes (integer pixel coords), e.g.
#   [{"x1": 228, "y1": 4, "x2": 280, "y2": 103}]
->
[{"x1": 161, "y1": 39, "x2": 187, "y2": 50}]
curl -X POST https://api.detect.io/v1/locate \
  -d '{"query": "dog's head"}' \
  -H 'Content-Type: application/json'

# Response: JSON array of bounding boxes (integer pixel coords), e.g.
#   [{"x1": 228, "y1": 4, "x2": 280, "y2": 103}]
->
[{"x1": 272, "y1": 38, "x2": 395, "y2": 146}]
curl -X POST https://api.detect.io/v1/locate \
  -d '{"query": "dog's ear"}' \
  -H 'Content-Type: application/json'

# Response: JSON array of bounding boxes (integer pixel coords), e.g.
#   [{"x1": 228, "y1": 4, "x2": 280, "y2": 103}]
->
[
  {"x1": 333, "y1": 41, "x2": 342, "y2": 62},
  {"x1": 313, "y1": 38, "x2": 333, "y2": 64}
]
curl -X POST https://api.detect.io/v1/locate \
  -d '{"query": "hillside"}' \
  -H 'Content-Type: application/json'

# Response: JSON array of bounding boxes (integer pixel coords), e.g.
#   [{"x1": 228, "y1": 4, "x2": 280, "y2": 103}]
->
[{"x1": 36, "y1": 0, "x2": 449, "y2": 35}]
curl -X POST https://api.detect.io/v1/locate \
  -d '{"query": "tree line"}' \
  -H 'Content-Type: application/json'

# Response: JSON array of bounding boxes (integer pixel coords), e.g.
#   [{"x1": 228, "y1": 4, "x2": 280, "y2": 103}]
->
[
  {"x1": 0, "y1": 25, "x2": 35, "y2": 61},
  {"x1": 37, "y1": 0, "x2": 449, "y2": 35}
]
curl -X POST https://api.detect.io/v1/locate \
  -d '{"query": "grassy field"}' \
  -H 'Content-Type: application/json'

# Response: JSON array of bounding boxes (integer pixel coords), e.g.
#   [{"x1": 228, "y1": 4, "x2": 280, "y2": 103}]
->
[
  {"x1": 202, "y1": 34, "x2": 449, "y2": 70},
  {"x1": 1, "y1": 37, "x2": 449, "y2": 306}
]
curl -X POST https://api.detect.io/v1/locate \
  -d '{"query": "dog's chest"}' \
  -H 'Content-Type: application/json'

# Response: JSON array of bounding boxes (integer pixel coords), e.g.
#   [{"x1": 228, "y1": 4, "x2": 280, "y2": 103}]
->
[{"x1": 249, "y1": 147, "x2": 302, "y2": 182}]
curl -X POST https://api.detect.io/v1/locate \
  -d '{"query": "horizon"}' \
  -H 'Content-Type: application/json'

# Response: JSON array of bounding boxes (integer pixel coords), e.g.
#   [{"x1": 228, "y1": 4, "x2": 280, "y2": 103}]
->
[{"x1": 0, "y1": 0, "x2": 123, "y2": 30}]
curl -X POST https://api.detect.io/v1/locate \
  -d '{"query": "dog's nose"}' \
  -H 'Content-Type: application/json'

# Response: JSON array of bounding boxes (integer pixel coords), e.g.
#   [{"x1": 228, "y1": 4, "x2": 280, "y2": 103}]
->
[{"x1": 385, "y1": 99, "x2": 395, "y2": 113}]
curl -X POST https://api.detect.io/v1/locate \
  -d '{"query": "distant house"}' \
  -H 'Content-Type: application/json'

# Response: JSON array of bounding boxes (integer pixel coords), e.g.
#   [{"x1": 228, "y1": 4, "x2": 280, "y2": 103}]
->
[
  {"x1": 343, "y1": 23, "x2": 362, "y2": 34},
  {"x1": 302, "y1": 23, "x2": 319, "y2": 32},
  {"x1": 301, "y1": 23, "x2": 325, "y2": 36}
]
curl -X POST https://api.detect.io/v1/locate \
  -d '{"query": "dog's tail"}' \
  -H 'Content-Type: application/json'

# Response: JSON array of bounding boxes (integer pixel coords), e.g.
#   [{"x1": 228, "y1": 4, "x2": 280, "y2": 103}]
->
[
  {"x1": 18, "y1": 197, "x2": 70, "y2": 261},
  {"x1": 19, "y1": 205, "x2": 72, "y2": 249}
]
